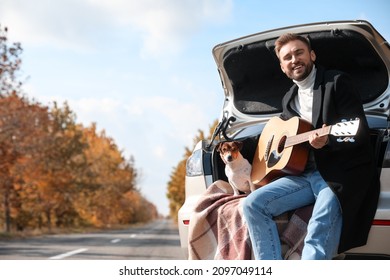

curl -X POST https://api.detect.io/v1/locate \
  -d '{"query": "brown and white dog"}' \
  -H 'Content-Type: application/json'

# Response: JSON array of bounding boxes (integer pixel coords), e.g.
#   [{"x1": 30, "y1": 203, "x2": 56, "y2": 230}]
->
[{"x1": 216, "y1": 141, "x2": 255, "y2": 195}]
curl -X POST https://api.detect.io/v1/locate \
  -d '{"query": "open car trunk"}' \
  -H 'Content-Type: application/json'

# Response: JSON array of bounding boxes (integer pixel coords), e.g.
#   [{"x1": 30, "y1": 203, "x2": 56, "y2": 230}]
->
[
  {"x1": 210, "y1": 20, "x2": 390, "y2": 184},
  {"x1": 211, "y1": 21, "x2": 390, "y2": 143},
  {"x1": 222, "y1": 28, "x2": 388, "y2": 115}
]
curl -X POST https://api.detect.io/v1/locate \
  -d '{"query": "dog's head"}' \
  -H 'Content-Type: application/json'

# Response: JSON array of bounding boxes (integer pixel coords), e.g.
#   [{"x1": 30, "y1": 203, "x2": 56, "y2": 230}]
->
[{"x1": 216, "y1": 141, "x2": 243, "y2": 164}]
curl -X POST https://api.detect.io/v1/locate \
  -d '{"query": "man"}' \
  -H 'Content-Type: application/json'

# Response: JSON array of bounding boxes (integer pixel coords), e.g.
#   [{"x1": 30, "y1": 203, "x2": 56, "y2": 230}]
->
[{"x1": 243, "y1": 33, "x2": 380, "y2": 260}]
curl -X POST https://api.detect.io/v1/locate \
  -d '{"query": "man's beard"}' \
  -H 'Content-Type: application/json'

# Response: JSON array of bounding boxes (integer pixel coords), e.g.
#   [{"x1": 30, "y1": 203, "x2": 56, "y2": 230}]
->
[{"x1": 288, "y1": 61, "x2": 314, "y2": 81}]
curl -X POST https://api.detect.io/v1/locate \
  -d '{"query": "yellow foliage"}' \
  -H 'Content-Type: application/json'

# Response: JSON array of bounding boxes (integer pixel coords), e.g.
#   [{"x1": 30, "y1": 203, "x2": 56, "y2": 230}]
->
[{"x1": 166, "y1": 120, "x2": 218, "y2": 222}]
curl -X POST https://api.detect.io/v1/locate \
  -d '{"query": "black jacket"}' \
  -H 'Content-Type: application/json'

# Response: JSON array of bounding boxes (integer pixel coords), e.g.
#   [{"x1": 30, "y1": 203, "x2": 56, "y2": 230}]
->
[{"x1": 280, "y1": 65, "x2": 380, "y2": 253}]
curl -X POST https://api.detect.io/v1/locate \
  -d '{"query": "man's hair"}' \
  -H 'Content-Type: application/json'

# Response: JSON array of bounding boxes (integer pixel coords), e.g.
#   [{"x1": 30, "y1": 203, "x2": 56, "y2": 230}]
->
[{"x1": 274, "y1": 33, "x2": 311, "y2": 59}]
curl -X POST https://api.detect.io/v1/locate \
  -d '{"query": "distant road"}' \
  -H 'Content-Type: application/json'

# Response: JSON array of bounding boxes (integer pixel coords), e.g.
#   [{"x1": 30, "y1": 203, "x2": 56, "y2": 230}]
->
[{"x1": 0, "y1": 219, "x2": 185, "y2": 260}]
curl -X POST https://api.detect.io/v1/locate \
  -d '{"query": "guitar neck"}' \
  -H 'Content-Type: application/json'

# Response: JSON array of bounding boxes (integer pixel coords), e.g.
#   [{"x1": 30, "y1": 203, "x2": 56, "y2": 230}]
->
[{"x1": 285, "y1": 126, "x2": 331, "y2": 148}]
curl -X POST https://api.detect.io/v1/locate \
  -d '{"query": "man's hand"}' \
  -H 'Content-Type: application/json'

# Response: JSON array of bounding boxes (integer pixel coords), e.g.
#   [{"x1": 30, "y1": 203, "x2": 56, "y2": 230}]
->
[{"x1": 309, "y1": 124, "x2": 329, "y2": 149}]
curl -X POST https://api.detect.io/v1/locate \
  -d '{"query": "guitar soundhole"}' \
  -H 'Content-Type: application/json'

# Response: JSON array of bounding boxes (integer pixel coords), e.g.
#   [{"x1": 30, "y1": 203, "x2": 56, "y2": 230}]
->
[
  {"x1": 267, "y1": 135, "x2": 287, "y2": 168},
  {"x1": 278, "y1": 136, "x2": 287, "y2": 153}
]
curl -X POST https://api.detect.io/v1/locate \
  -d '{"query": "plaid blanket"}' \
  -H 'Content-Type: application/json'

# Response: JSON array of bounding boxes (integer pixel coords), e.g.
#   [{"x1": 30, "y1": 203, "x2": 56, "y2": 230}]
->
[{"x1": 188, "y1": 180, "x2": 313, "y2": 260}]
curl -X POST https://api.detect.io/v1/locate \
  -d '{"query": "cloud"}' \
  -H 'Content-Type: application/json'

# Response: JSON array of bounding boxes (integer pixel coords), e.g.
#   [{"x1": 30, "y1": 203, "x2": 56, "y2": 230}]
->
[
  {"x1": 97, "y1": 0, "x2": 233, "y2": 58},
  {"x1": 152, "y1": 145, "x2": 167, "y2": 160},
  {"x1": 28, "y1": 90, "x2": 210, "y2": 149},
  {"x1": 0, "y1": 0, "x2": 105, "y2": 51},
  {"x1": 125, "y1": 95, "x2": 209, "y2": 145},
  {"x1": 0, "y1": 0, "x2": 233, "y2": 57}
]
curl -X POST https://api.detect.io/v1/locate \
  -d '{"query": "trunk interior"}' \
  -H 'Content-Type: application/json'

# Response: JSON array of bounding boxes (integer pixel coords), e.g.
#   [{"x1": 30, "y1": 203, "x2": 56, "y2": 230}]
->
[{"x1": 222, "y1": 29, "x2": 388, "y2": 115}]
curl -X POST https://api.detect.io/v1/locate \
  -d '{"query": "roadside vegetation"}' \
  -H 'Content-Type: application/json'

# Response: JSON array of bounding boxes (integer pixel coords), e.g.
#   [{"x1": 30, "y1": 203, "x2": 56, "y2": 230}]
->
[
  {"x1": 0, "y1": 25, "x2": 157, "y2": 235},
  {"x1": 166, "y1": 121, "x2": 217, "y2": 223}
]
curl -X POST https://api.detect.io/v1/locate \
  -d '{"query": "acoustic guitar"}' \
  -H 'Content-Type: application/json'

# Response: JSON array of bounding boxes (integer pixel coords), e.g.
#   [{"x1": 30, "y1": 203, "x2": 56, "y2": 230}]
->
[{"x1": 251, "y1": 116, "x2": 360, "y2": 187}]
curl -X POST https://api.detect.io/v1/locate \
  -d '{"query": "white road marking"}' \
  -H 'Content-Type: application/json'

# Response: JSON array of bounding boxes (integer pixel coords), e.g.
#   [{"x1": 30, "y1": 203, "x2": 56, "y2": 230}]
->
[
  {"x1": 49, "y1": 248, "x2": 88, "y2": 260},
  {"x1": 130, "y1": 234, "x2": 137, "y2": 238},
  {"x1": 111, "y1": 238, "x2": 121, "y2": 243}
]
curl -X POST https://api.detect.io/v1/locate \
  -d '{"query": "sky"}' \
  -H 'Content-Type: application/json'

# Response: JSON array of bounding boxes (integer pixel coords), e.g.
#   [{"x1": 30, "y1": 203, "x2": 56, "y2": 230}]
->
[{"x1": 0, "y1": 0, "x2": 389, "y2": 216}]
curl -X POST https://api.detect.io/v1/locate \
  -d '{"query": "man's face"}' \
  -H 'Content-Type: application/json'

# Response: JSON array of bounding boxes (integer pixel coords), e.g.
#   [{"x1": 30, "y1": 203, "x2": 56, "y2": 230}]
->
[{"x1": 278, "y1": 39, "x2": 316, "y2": 81}]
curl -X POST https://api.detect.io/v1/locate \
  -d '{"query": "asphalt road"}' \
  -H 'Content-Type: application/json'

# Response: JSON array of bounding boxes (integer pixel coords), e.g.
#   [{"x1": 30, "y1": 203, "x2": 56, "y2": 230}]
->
[{"x1": 0, "y1": 219, "x2": 185, "y2": 260}]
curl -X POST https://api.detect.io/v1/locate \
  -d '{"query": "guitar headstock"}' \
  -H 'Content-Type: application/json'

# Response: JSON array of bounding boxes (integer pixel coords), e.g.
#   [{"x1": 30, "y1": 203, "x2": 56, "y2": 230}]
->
[{"x1": 330, "y1": 118, "x2": 360, "y2": 137}]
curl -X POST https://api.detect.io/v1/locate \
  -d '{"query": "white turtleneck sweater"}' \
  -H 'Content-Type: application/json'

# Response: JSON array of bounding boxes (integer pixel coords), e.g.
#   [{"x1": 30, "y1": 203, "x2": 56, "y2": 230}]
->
[
  {"x1": 291, "y1": 66, "x2": 317, "y2": 124},
  {"x1": 290, "y1": 66, "x2": 317, "y2": 168}
]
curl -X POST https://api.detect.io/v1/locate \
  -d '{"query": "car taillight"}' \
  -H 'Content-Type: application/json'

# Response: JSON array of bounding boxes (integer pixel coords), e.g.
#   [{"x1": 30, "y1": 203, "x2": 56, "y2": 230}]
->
[{"x1": 372, "y1": 219, "x2": 390, "y2": 226}]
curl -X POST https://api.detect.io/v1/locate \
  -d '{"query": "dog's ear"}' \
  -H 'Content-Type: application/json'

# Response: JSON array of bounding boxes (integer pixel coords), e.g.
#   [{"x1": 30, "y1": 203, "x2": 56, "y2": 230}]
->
[
  {"x1": 235, "y1": 141, "x2": 243, "y2": 151},
  {"x1": 216, "y1": 142, "x2": 223, "y2": 153}
]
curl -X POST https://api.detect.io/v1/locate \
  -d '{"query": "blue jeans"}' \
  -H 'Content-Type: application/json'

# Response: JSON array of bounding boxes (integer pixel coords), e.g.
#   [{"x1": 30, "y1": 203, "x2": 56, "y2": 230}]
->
[{"x1": 243, "y1": 168, "x2": 342, "y2": 260}]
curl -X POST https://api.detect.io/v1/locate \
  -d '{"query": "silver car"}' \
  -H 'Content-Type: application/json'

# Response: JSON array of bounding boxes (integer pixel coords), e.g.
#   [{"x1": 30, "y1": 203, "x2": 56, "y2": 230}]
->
[{"x1": 178, "y1": 20, "x2": 390, "y2": 259}]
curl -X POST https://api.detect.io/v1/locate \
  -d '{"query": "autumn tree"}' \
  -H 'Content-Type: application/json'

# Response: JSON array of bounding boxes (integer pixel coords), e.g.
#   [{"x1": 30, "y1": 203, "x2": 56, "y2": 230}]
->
[
  {"x1": 0, "y1": 25, "x2": 157, "y2": 233},
  {"x1": 0, "y1": 25, "x2": 49, "y2": 232},
  {"x1": 166, "y1": 148, "x2": 191, "y2": 222},
  {"x1": 23, "y1": 102, "x2": 88, "y2": 230},
  {"x1": 76, "y1": 124, "x2": 141, "y2": 226},
  {"x1": 166, "y1": 120, "x2": 218, "y2": 222},
  {"x1": 2, "y1": 96, "x2": 51, "y2": 231},
  {"x1": 0, "y1": 25, "x2": 23, "y2": 97}
]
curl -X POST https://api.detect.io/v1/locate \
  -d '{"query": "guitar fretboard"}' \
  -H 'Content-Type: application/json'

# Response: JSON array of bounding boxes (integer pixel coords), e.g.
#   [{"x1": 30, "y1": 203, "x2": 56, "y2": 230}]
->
[{"x1": 285, "y1": 126, "x2": 331, "y2": 148}]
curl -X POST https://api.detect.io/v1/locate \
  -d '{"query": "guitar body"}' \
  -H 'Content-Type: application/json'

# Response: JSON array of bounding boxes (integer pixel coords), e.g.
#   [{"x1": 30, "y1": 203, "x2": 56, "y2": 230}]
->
[{"x1": 251, "y1": 117, "x2": 313, "y2": 187}]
